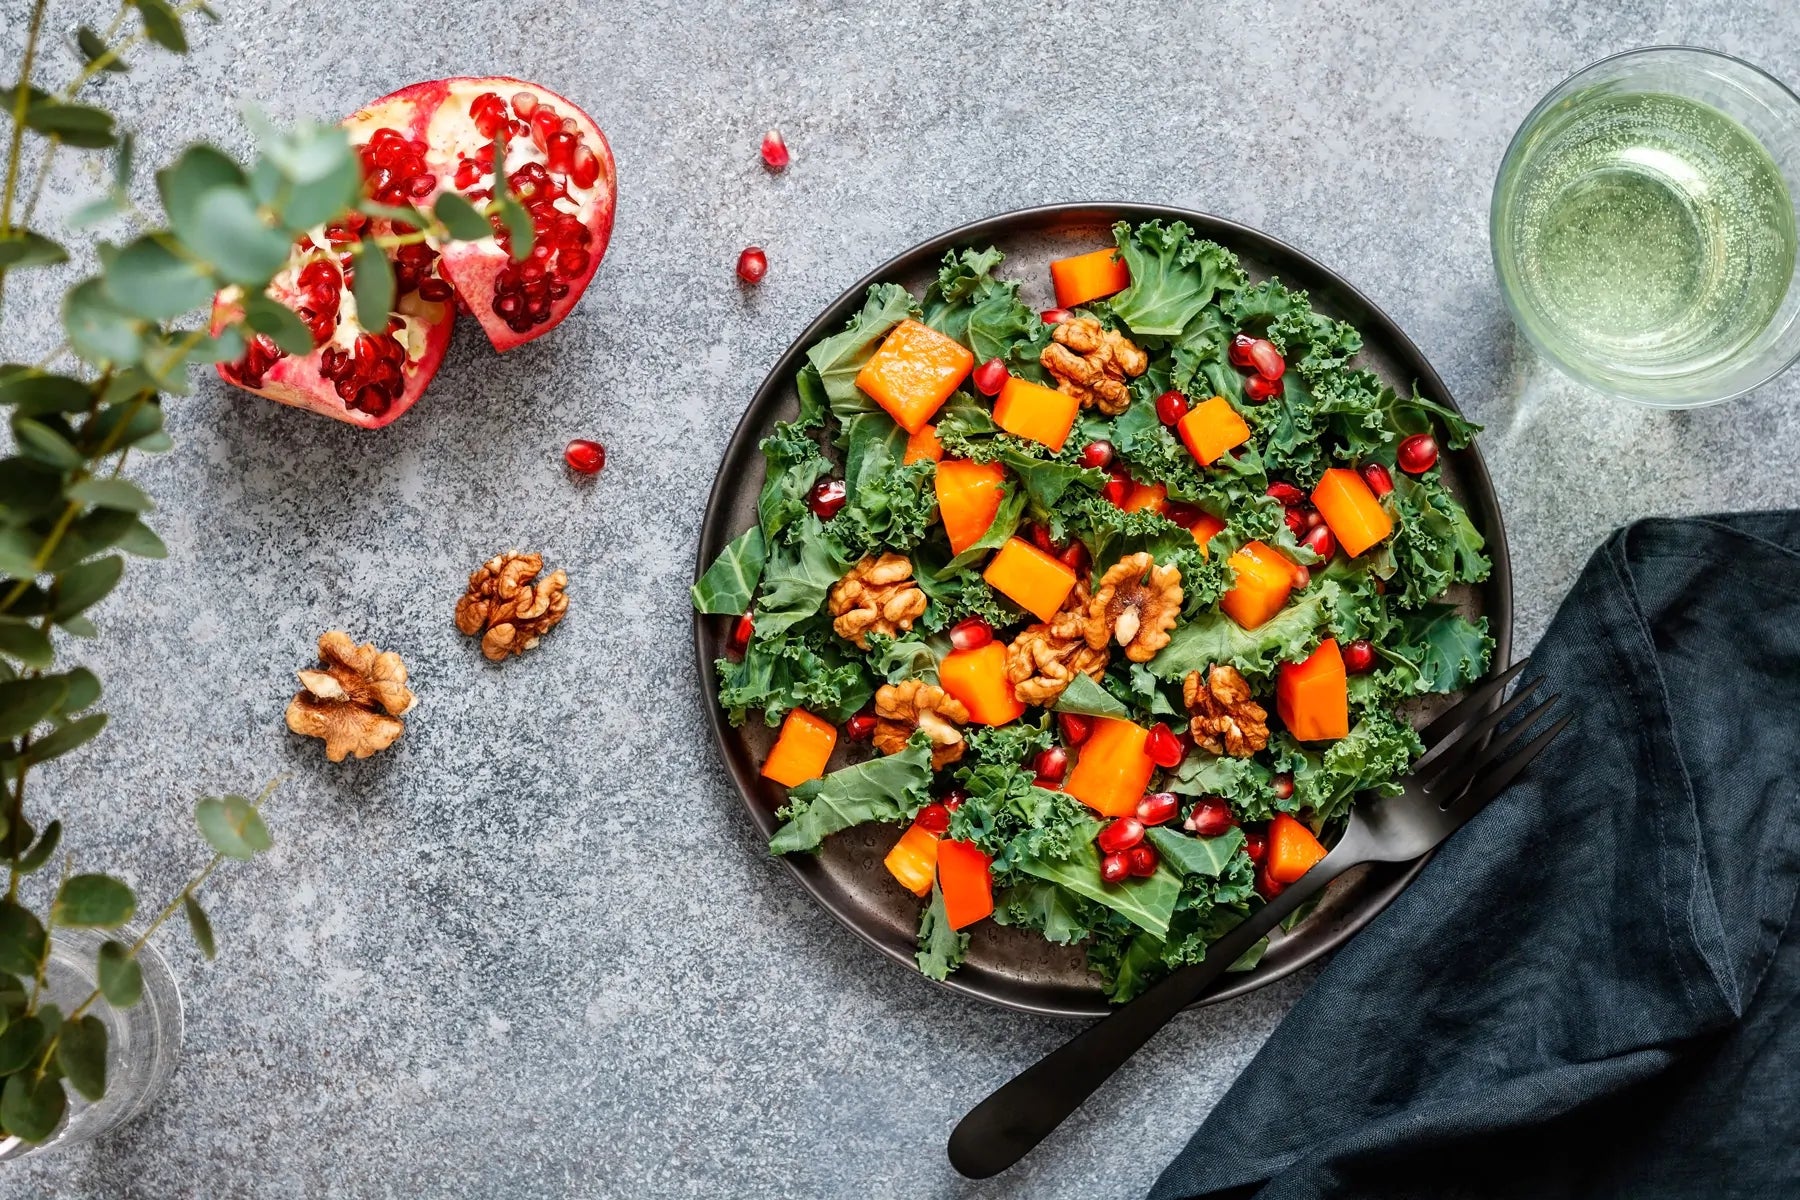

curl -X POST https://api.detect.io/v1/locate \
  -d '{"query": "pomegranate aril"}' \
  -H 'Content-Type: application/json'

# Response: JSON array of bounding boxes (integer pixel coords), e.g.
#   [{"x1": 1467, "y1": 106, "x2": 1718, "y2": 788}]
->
[
  {"x1": 1284, "y1": 507, "x2": 1307, "y2": 538},
  {"x1": 1342, "y1": 638, "x2": 1376, "y2": 675},
  {"x1": 1247, "y1": 338, "x2": 1285, "y2": 380},
  {"x1": 1290, "y1": 560, "x2": 1312, "y2": 590},
  {"x1": 972, "y1": 357, "x2": 1008, "y2": 397},
  {"x1": 1265, "y1": 481, "x2": 1306, "y2": 507},
  {"x1": 557, "y1": 246, "x2": 591, "y2": 277},
  {"x1": 1041, "y1": 308, "x2": 1073, "y2": 324},
  {"x1": 1026, "y1": 522, "x2": 1057, "y2": 554},
  {"x1": 531, "y1": 107, "x2": 562, "y2": 145},
  {"x1": 730, "y1": 612, "x2": 755, "y2": 650},
  {"x1": 1228, "y1": 333, "x2": 1258, "y2": 369},
  {"x1": 1136, "y1": 791, "x2": 1179, "y2": 827},
  {"x1": 1103, "y1": 468, "x2": 1131, "y2": 508},
  {"x1": 1272, "y1": 773, "x2": 1295, "y2": 800},
  {"x1": 1165, "y1": 502, "x2": 1203, "y2": 529},
  {"x1": 1100, "y1": 851, "x2": 1131, "y2": 886},
  {"x1": 1097, "y1": 817, "x2": 1145, "y2": 855},
  {"x1": 1127, "y1": 844, "x2": 1159, "y2": 878},
  {"x1": 1058, "y1": 541, "x2": 1090, "y2": 575},
  {"x1": 1245, "y1": 830, "x2": 1268, "y2": 865},
  {"x1": 1057, "y1": 712, "x2": 1093, "y2": 747},
  {"x1": 1145, "y1": 722, "x2": 1183, "y2": 769},
  {"x1": 1244, "y1": 373, "x2": 1284, "y2": 403},
  {"x1": 807, "y1": 478, "x2": 847, "y2": 520},
  {"x1": 1257, "y1": 864, "x2": 1286, "y2": 899},
  {"x1": 942, "y1": 789, "x2": 966, "y2": 811},
  {"x1": 563, "y1": 438, "x2": 605, "y2": 474},
  {"x1": 1301, "y1": 523, "x2": 1336, "y2": 560},
  {"x1": 843, "y1": 712, "x2": 877, "y2": 742},
  {"x1": 511, "y1": 91, "x2": 538, "y2": 119},
  {"x1": 949, "y1": 616, "x2": 994, "y2": 651},
  {"x1": 1397, "y1": 432, "x2": 1439, "y2": 475},
  {"x1": 915, "y1": 803, "x2": 952, "y2": 836},
  {"x1": 1032, "y1": 746, "x2": 1069, "y2": 788},
  {"x1": 570, "y1": 146, "x2": 602, "y2": 189},
  {"x1": 1183, "y1": 796, "x2": 1234, "y2": 838},
  {"x1": 1360, "y1": 462, "x2": 1395, "y2": 498},
  {"x1": 1078, "y1": 440, "x2": 1115, "y2": 471},
  {"x1": 1154, "y1": 389, "x2": 1189, "y2": 426},
  {"x1": 737, "y1": 246, "x2": 768, "y2": 284},
  {"x1": 545, "y1": 131, "x2": 577, "y2": 173},
  {"x1": 1305, "y1": 508, "x2": 1323, "y2": 529},
  {"x1": 760, "y1": 128, "x2": 790, "y2": 171}
]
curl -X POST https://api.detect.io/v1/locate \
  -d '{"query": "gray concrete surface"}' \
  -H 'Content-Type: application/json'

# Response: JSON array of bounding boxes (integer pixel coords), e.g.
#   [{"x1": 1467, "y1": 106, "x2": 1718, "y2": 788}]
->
[{"x1": 4, "y1": 0, "x2": 1799, "y2": 1195}]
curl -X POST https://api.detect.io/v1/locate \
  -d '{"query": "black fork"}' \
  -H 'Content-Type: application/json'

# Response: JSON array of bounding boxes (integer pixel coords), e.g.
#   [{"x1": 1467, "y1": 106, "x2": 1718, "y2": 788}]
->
[{"x1": 947, "y1": 660, "x2": 1570, "y2": 1179}]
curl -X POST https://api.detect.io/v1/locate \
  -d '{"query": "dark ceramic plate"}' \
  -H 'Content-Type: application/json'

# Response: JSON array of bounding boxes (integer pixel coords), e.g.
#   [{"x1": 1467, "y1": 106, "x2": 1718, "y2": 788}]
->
[{"x1": 693, "y1": 203, "x2": 1513, "y2": 1019}]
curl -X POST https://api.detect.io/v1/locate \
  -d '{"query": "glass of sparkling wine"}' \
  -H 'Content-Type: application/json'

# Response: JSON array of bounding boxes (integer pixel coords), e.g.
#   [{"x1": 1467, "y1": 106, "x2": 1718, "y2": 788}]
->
[{"x1": 1492, "y1": 47, "x2": 1800, "y2": 406}]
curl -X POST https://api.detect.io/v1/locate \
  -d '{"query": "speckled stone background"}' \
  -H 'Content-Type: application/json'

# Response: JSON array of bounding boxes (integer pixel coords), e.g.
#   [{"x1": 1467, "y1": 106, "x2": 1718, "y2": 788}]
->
[{"x1": 3, "y1": 0, "x2": 1799, "y2": 1195}]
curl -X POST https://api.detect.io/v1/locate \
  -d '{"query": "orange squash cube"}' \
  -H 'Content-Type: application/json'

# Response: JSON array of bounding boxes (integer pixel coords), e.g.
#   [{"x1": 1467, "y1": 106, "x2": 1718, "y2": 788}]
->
[
  {"x1": 993, "y1": 375, "x2": 1080, "y2": 452},
  {"x1": 1267, "y1": 813, "x2": 1329, "y2": 883},
  {"x1": 903, "y1": 423, "x2": 945, "y2": 465},
  {"x1": 1049, "y1": 248, "x2": 1131, "y2": 309},
  {"x1": 938, "y1": 839, "x2": 994, "y2": 930},
  {"x1": 1122, "y1": 481, "x2": 1169, "y2": 515},
  {"x1": 1188, "y1": 512, "x2": 1226, "y2": 556},
  {"x1": 1177, "y1": 395, "x2": 1252, "y2": 466},
  {"x1": 935, "y1": 458, "x2": 1007, "y2": 554},
  {"x1": 1277, "y1": 638, "x2": 1349, "y2": 742},
  {"x1": 939, "y1": 641, "x2": 1027, "y2": 726},
  {"x1": 884, "y1": 821, "x2": 941, "y2": 897},
  {"x1": 1220, "y1": 541, "x2": 1295, "y2": 630},
  {"x1": 854, "y1": 318, "x2": 975, "y2": 433},
  {"x1": 982, "y1": 538, "x2": 1078, "y2": 622},
  {"x1": 760, "y1": 709, "x2": 838, "y2": 787},
  {"x1": 1063, "y1": 717, "x2": 1156, "y2": 818},
  {"x1": 1311, "y1": 467, "x2": 1394, "y2": 557}
]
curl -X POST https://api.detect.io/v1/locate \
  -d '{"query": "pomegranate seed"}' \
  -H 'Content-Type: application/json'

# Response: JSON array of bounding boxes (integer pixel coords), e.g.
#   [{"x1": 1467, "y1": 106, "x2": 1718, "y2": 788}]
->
[
  {"x1": 1026, "y1": 522, "x2": 1057, "y2": 554},
  {"x1": 1041, "y1": 308, "x2": 1073, "y2": 324},
  {"x1": 1305, "y1": 508, "x2": 1323, "y2": 529},
  {"x1": 1245, "y1": 830, "x2": 1269, "y2": 865},
  {"x1": 1058, "y1": 541, "x2": 1090, "y2": 575},
  {"x1": 1290, "y1": 560, "x2": 1312, "y2": 590},
  {"x1": 1145, "y1": 722, "x2": 1183, "y2": 769},
  {"x1": 1228, "y1": 333, "x2": 1258, "y2": 369},
  {"x1": 1032, "y1": 746, "x2": 1070, "y2": 788},
  {"x1": 1272, "y1": 773, "x2": 1295, "y2": 800},
  {"x1": 1154, "y1": 390, "x2": 1189, "y2": 426},
  {"x1": 1103, "y1": 469, "x2": 1131, "y2": 508},
  {"x1": 570, "y1": 146, "x2": 602, "y2": 189},
  {"x1": 1165, "y1": 501, "x2": 1203, "y2": 528},
  {"x1": 1057, "y1": 712, "x2": 1093, "y2": 746},
  {"x1": 760, "y1": 128, "x2": 790, "y2": 171},
  {"x1": 1265, "y1": 481, "x2": 1306, "y2": 507},
  {"x1": 545, "y1": 131, "x2": 577, "y2": 174},
  {"x1": 1342, "y1": 638, "x2": 1376, "y2": 675},
  {"x1": 807, "y1": 478, "x2": 846, "y2": 520},
  {"x1": 563, "y1": 438, "x2": 605, "y2": 474},
  {"x1": 1078, "y1": 440, "x2": 1115, "y2": 471},
  {"x1": 845, "y1": 712, "x2": 878, "y2": 741},
  {"x1": 1284, "y1": 507, "x2": 1307, "y2": 538},
  {"x1": 949, "y1": 616, "x2": 994, "y2": 651},
  {"x1": 1097, "y1": 817, "x2": 1145, "y2": 855},
  {"x1": 736, "y1": 246, "x2": 768, "y2": 284},
  {"x1": 511, "y1": 91, "x2": 539, "y2": 119},
  {"x1": 1360, "y1": 462, "x2": 1394, "y2": 498},
  {"x1": 942, "y1": 789, "x2": 966, "y2": 811},
  {"x1": 730, "y1": 612, "x2": 755, "y2": 650},
  {"x1": 1247, "y1": 338, "x2": 1285, "y2": 380},
  {"x1": 1301, "y1": 523, "x2": 1336, "y2": 560},
  {"x1": 1137, "y1": 792, "x2": 1179, "y2": 827},
  {"x1": 1397, "y1": 433, "x2": 1439, "y2": 475},
  {"x1": 1100, "y1": 851, "x2": 1131, "y2": 885},
  {"x1": 1127, "y1": 845, "x2": 1159, "y2": 877},
  {"x1": 915, "y1": 803, "x2": 951, "y2": 835},
  {"x1": 1257, "y1": 864, "x2": 1286, "y2": 899},
  {"x1": 1244, "y1": 373, "x2": 1284, "y2": 403},
  {"x1": 1183, "y1": 796, "x2": 1235, "y2": 838},
  {"x1": 972, "y1": 357, "x2": 1008, "y2": 396}
]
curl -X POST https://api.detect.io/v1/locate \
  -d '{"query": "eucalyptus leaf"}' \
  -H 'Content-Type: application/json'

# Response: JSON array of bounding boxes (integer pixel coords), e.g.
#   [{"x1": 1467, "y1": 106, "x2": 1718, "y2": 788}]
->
[
  {"x1": 53, "y1": 873, "x2": 137, "y2": 929},
  {"x1": 157, "y1": 146, "x2": 245, "y2": 246},
  {"x1": 0, "y1": 231, "x2": 68, "y2": 270},
  {"x1": 194, "y1": 794, "x2": 271, "y2": 860},
  {"x1": 75, "y1": 25, "x2": 128, "y2": 72},
  {"x1": 15, "y1": 820, "x2": 61, "y2": 875},
  {"x1": 24, "y1": 101, "x2": 115, "y2": 148},
  {"x1": 0, "y1": 624, "x2": 53, "y2": 669},
  {"x1": 57, "y1": 668, "x2": 101, "y2": 713},
  {"x1": 0, "y1": 529, "x2": 44, "y2": 581},
  {"x1": 242, "y1": 295, "x2": 315, "y2": 355},
  {"x1": 0, "y1": 903, "x2": 47, "y2": 976},
  {"x1": 27, "y1": 713, "x2": 106, "y2": 764},
  {"x1": 134, "y1": 0, "x2": 188, "y2": 51},
  {"x1": 69, "y1": 194, "x2": 127, "y2": 230},
  {"x1": 351, "y1": 237, "x2": 394, "y2": 328},
  {"x1": 102, "y1": 235, "x2": 214, "y2": 321},
  {"x1": 184, "y1": 895, "x2": 215, "y2": 959},
  {"x1": 182, "y1": 186, "x2": 290, "y2": 286},
  {"x1": 13, "y1": 417, "x2": 84, "y2": 469},
  {"x1": 52, "y1": 555, "x2": 124, "y2": 620},
  {"x1": 0, "y1": 371, "x2": 92, "y2": 416},
  {"x1": 0, "y1": 678, "x2": 69, "y2": 739},
  {"x1": 64, "y1": 278, "x2": 146, "y2": 368},
  {"x1": 432, "y1": 191, "x2": 493, "y2": 242},
  {"x1": 114, "y1": 132, "x2": 134, "y2": 191},
  {"x1": 66, "y1": 478, "x2": 152, "y2": 513},
  {"x1": 97, "y1": 940, "x2": 142, "y2": 1006},
  {"x1": 1, "y1": 1070, "x2": 68, "y2": 1143},
  {"x1": 57, "y1": 616, "x2": 98, "y2": 638},
  {"x1": 112, "y1": 519, "x2": 167, "y2": 559},
  {"x1": 56, "y1": 1016, "x2": 107, "y2": 1101},
  {"x1": 0, "y1": 1015, "x2": 45, "y2": 1075}
]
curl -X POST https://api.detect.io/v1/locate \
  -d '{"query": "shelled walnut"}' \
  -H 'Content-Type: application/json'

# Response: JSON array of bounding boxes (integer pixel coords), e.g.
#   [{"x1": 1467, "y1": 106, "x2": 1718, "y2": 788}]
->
[
  {"x1": 1040, "y1": 315, "x2": 1147, "y2": 415},
  {"x1": 1005, "y1": 583, "x2": 1109, "y2": 706},
  {"x1": 872, "y1": 679, "x2": 969, "y2": 768},
  {"x1": 285, "y1": 631, "x2": 416, "y2": 762},
  {"x1": 1086, "y1": 552, "x2": 1182, "y2": 663},
  {"x1": 827, "y1": 552, "x2": 927, "y2": 649},
  {"x1": 455, "y1": 551, "x2": 569, "y2": 661},
  {"x1": 1183, "y1": 664, "x2": 1270, "y2": 758}
]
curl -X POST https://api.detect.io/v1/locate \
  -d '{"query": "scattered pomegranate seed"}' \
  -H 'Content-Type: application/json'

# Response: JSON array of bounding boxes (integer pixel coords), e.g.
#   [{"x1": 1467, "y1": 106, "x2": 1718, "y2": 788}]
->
[
  {"x1": 1127, "y1": 844, "x2": 1159, "y2": 877},
  {"x1": 1244, "y1": 374, "x2": 1284, "y2": 403},
  {"x1": 1100, "y1": 851, "x2": 1131, "y2": 885},
  {"x1": 1244, "y1": 829, "x2": 1269, "y2": 865},
  {"x1": 1301, "y1": 523, "x2": 1336, "y2": 560},
  {"x1": 1228, "y1": 333, "x2": 1258, "y2": 369},
  {"x1": 1102, "y1": 468, "x2": 1132, "y2": 508},
  {"x1": 1058, "y1": 712, "x2": 1093, "y2": 747},
  {"x1": 736, "y1": 246, "x2": 768, "y2": 284},
  {"x1": 1097, "y1": 817, "x2": 1145, "y2": 855},
  {"x1": 1154, "y1": 390, "x2": 1189, "y2": 426},
  {"x1": 1183, "y1": 796, "x2": 1235, "y2": 838},
  {"x1": 1342, "y1": 638, "x2": 1376, "y2": 675},
  {"x1": 760, "y1": 129, "x2": 790, "y2": 171},
  {"x1": 1079, "y1": 440, "x2": 1115, "y2": 471},
  {"x1": 916, "y1": 803, "x2": 951, "y2": 835},
  {"x1": 949, "y1": 616, "x2": 995, "y2": 651},
  {"x1": 844, "y1": 712, "x2": 878, "y2": 741},
  {"x1": 1137, "y1": 791, "x2": 1179, "y2": 827},
  {"x1": 1041, "y1": 308, "x2": 1073, "y2": 324},
  {"x1": 1284, "y1": 507, "x2": 1307, "y2": 538},
  {"x1": 1257, "y1": 864, "x2": 1286, "y2": 899},
  {"x1": 1265, "y1": 481, "x2": 1306, "y2": 507},
  {"x1": 1247, "y1": 338, "x2": 1285, "y2": 380},
  {"x1": 1032, "y1": 746, "x2": 1070, "y2": 788},
  {"x1": 1360, "y1": 462, "x2": 1395, "y2": 498},
  {"x1": 808, "y1": 478, "x2": 847, "y2": 520},
  {"x1": 1146, "y1": 722, "x2": 1184, "y2": 769},
  {"x1": 942, "y1": 789, "x2": 966, "y2": 811},
  {"x1": 563, "y1": 438, "x2": 605, "y2": 474},
  {"x1": 1272, "y1": 773, "x2": 1295, "y2": 800},
  {"x1": 730, "y1": 612, "x2": 755, "y2": 651},
  {"x1": 1397, "y1": 433, "x2": 1439, "y2": 475},
  {"x1": 972, "y1": 357, "x2": 1008, "y2": 397}
]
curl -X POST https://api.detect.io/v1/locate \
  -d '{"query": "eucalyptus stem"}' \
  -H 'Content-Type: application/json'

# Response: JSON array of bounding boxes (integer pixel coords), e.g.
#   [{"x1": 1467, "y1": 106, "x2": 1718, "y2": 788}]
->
[
  {"x1": 1, "y1": 0, "x2": 50, "y2": 237},
  {"x1": 60, "y1": 0, "x2": 209, "y2": 100},
  {"x1": 18, "y1": 138, "x2": 59, "y2": 229}
]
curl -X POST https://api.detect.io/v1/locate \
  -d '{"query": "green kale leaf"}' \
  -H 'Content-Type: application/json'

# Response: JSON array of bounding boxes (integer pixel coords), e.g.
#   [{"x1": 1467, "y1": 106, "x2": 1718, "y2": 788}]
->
[
  {"x1": 993, "y1": 879, "x2": 1096, "y2": 945},
  {"x1": 1386, "y1": 472, "x2": 1490, "y2": 609},
  {"x1": 691, "y1": 525, "x2": 766, "y2": 615},
  {"x1": 770, "y1": 735, "x2": 934, "y2": 853},
  {"x1": 916, "y1": 883, "x2": 970, "y2": 980},
  {"x1": 806, "y1": 282, "x2": 918, "y2": 418},
  {"x1": 1108, "y1": 220, "x2": 1247, "y2": 339},
  {"x1": 921, "y1": 247, "x2": 1047, "y2": 377},
  {"x1": 754, "y1": 516, "x2": 848, "y2": 638},
  {"x1": 1150, "y1": 581, "x2": 1339, "y2": 682},
  {"x1": 716, "y1": 620, "x2": 872, "y2": 727}
]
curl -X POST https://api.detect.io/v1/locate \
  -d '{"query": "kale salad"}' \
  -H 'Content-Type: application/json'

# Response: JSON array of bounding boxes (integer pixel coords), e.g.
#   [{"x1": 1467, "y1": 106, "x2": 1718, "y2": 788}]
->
[{"x1": 693, "y1": 220, "x2": 1493, "y2": 1002}]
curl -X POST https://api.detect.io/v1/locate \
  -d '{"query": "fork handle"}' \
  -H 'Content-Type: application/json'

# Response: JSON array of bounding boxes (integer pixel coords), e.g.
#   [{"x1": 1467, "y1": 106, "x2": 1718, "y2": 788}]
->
[{"x1": 946, "y1": 852, "x2": 1355, "y2": 1180}]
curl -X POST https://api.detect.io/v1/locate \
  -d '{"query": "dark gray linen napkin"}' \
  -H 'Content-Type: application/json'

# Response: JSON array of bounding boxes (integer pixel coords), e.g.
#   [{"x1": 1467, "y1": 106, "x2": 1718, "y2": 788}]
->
[{"x1": 1151, "y1": 513, "x2": 1800, "y2": 1200}]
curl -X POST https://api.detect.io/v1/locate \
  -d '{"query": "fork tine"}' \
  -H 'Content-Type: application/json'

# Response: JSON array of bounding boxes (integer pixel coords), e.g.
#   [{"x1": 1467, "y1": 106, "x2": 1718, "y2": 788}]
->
[
  {"x1": 1429, "y1": 694, "x2": 1563, "y2": 802},
  {"x1": 1409, "y1": 677, "x2": 1545, "y2": 780},
  {"x1": 1442, "y1": 711, "x2": 1571, "y2": 825},
  {"x1": 1418, "y1": 658, "x2": 1531, "y2": 749}
]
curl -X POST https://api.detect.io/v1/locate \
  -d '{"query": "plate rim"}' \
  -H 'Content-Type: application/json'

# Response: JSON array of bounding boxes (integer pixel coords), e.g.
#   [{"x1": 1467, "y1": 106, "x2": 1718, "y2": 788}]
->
[{"x1": 692, "y1": 201, "x2": 1515, "y2": 1019}]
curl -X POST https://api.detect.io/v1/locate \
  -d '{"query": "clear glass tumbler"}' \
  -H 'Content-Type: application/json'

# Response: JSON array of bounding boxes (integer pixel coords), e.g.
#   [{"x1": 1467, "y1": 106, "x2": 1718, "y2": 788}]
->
[
  {"x1": 1492, "y1": 47, "x2": 1800, "y2": 407},
  {"x1": 0, "y1": 929, "x2": 183, "y2": 1160}
]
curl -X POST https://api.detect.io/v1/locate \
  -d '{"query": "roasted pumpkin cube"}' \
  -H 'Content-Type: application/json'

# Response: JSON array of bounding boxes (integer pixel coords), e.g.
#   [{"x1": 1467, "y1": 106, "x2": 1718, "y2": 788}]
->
[
  {"x1": 903, "y1": 423, "x2": 945, "y2": 465},
  {"x1": 853, "y1": 319, "x2": 974, "y2": 433},
  {"x1": 993, "y1": 375, "x2": 1080, "y2": 452},
  {"x1": 1063, "y1": 717, "x2": 1155, "y2": 818},
  {"x1": 760, "y1": 709, "x2": 837, "y2": 787},
  {"x1": 1049, "y1": 247, "x2": 1130, "y2": 309},
  {"x1": 935, "y1": 458, "x2": 1007, "y2": 555},
  {"x1": 983, "y1": 538, "x2": 1078, "y2": 622},
  {"x1": 1277, "y1": 638, "x2": 1349, "y2": 742},
  {"x1": 1177, "y1": 395, "x2": 1252, "y2": 466},
  {"x1": 1220, "y1": 541, "x2": 1294, "y2": 630},
  {"x1": 1311, "y1": 467, "x2": 1394, "y2": 557},
  {"x1": 939, "y1": 641, "x2": 1026, "y2": 726}
]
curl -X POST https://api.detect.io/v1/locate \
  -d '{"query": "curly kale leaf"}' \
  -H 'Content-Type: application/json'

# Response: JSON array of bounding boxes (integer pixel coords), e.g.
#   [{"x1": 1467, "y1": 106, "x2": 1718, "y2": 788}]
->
[
  {"x1": 1375, "y1": 605, "x2": 1492, "y2": 697},
  {"x1": 993, "y1": 879, "x2": 1098, "y2": 945},
  {"x1": 754, "y1": 515, "x2": 847, "y2": 638},
  {"x1": 806, "y1": 282, "x2": 918, "y2": 418},
  {"x1": 1150, "y1": 580, "x2": 1340, "y2": 682},
  {"x1": 912, "y1": 552, "x2": 1019, "y2": 633},
  {"x1": 770, "y1": 734, "x2": 934, "y2": 853},
  {"x1": 1288, "y1": 709, "x2": 1425, "y2": 823},
  {"x1": 716, "y1": 619, "x2": 872, "y2": 727},
  {"x1": 1014, "y1": 822, "x2": 1182, "y2": 939},
  {"x1": 1088, "y1": 851, "x2": 1259, "y2": 1002},
  {"x1": 1107, "y1": 220, "x2": 1247, "y2": 339},
  {"x1": 1386, "y1": 472, "x2": 1491, "y2": 609},
  {"x1": 757, "y1": 415, "x2": 833, "y2": 544},
  {"x1": 916, "y1": 883, "x2": 971, "y2": 979},
  {"x1": 1169, "y1": 752, "x2": 1287, "y2": 820},
  {"x1": 1222, "y1": 278, "x2": 1363, "y2": 374},
  {"x1": 921, "y1": 247, "x2": 1048, "y2": 378},
  {"x1": 826, "y1": 411, "x2": 937, "y2": 558},
  {"x1": 864, "y1": 632, "x2": 942, "y2": 684},
  {"x1": 691, "y1": 525, "x2": 766, "y2": 615}
]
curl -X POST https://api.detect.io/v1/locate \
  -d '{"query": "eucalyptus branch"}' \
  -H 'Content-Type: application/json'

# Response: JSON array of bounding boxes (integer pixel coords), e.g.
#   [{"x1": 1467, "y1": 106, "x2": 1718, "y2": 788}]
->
[
  {"x1": 61, "y1": 0, "x2": 210, "y2": 101},
  {"x1": 19, "y1": 138, "x2": 60, "y2": 228},
  {"x1": 1, "y1": 0, "x2": 50, "y2": 237}
]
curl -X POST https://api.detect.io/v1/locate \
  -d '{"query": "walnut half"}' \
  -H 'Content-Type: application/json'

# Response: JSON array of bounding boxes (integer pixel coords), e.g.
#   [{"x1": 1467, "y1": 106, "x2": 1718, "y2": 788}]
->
[
  {"x1": 455, "y1": 551, "x2": 569, "y2": 662},
  {"x1": 873, "y1": 679, "x2": 969, "y2": 769},
  {"x1": 1086, "y1": 552, "x2": 1183, "y2": 663},
  {"x1": 1005, "y1": 582, "x2": 1109, "y2": 706},
  {"x1": 285, "y1": 631, "x2": 416, "y2": 762},
  {"x1": 1040, "y1": 316, "x2": 1148, "y2": 416},
  {"x1": 1184, "y1": 665, "x2": 1270, "y2": 758},
  {"x1": 828, "y1": 553, "x2": 928, "y2": 649}
]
